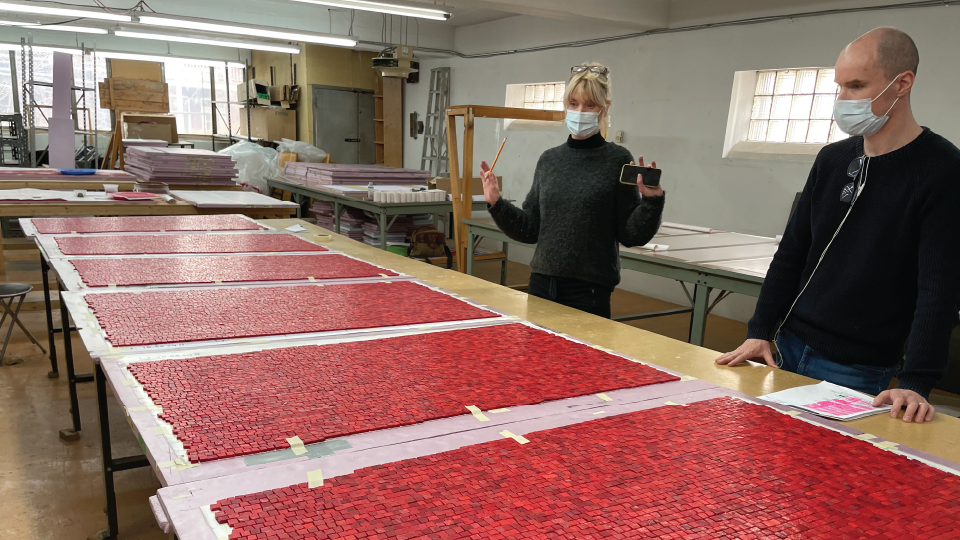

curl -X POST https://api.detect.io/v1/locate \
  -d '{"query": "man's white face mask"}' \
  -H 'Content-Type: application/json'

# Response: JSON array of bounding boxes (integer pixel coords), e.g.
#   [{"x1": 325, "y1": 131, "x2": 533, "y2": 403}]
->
[{"x1": 833, "y1": 73, "x2": 904, "y2": 137}]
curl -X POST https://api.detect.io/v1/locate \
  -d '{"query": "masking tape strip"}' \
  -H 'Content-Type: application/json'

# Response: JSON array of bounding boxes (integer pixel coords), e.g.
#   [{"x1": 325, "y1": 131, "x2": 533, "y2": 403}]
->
[
  {"x1": 128, "y1": 405, "x2": 161, "y2": 413},
  {"x1": 121, "y1": 379, "x2": 137, "y2": 386},
  {"x1": 465, "y1": 405, "x2": 489, "y2": 422},
  {"x1": 854, "y1": 433, "x2": 877, "y2": 441},
  {"x1": 156, "y1": 460, "x2": 176, "y2": 469},
  {"x1": 108, "y1": 284, "x2": 117, "y2": 289},
  {"x1": 500, "y1": 430, "x2": 529, "y2": 445},
  {"x1": 214, "y1": 280, "x2": 223, "y2": 285},
  {"x1": 308, "y1": 277, "x2": 316, "y2": 282},
  {"x1": 784, "y1": 410, "x2": 802, "y2": 416},
  {"x1": 678, "y1": 375, "x2": 697, "y2": 382},
  {"x1": 489, "y1": 408, "x2": 510, "y2": 413},
  {"x1": 153, "y1": 426, "x2": 171, "y2": 435},
  {"x1": 597, "y1": 393, "x2": 612, "y2": 402},
  {"x1": 593, "y1": 411, "x2": 606, "y2": 415},
  {"x1": 307, "y1": 469, "x2": 324, "y2": 488},
  {"x1": 665, "y1": 401, "x2": 688, "y2": 407},
  {"x1": 380, "y1": 273, "x2": 389, "y2": 277},
  {"x1": 286, "y1": 436, "x2": 307, "y2": 456},
  {"x1": 874, "y1": 441, "x2": 900, "y2": 449},
  {"x1": 172, "y1": 493, "x2": 193, "y2": 500}
]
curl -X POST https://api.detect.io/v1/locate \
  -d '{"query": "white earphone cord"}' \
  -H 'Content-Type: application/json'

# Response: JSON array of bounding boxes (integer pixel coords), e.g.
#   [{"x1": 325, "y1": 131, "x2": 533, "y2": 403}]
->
[{"x1": 774, "y1": 157, "x2": 870, "y2": 367}]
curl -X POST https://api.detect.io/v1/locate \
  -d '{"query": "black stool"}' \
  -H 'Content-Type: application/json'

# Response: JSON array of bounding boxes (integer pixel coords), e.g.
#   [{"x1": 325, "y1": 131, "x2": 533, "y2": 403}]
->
[{"x1": 0, "y1": 283, "x2": 47, "y2": 364}]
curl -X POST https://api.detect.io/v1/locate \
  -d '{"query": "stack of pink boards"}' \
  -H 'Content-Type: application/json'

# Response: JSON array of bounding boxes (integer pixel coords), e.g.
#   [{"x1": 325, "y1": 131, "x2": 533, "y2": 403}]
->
[
  {"x1": 283, "y1": 163, "x2": 430, "y2": 187},
  {"x1": 124, "y1": 147, "x2": 238, "y2": 186}
]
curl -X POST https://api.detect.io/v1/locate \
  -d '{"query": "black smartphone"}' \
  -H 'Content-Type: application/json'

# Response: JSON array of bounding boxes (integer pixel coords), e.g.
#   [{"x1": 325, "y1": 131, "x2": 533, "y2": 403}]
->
[{"x1": 619, "y1": 164, "x2": 662, "y2": 188}]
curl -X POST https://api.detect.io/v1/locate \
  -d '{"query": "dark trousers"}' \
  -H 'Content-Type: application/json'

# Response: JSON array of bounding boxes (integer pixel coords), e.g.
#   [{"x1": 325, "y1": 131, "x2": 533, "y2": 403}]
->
[{"x1": 528, "y1": 273, "x2": 613, "y2": 319}]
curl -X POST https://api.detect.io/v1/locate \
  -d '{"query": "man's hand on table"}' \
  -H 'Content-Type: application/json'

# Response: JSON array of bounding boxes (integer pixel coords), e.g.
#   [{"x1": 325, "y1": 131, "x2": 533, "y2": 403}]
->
[
  {"x1": 715, "y1": 339, "x2": 776, "y2": 367},
  {"x1": 874, "y1": 388, "x2": 936, "y2": 423}
]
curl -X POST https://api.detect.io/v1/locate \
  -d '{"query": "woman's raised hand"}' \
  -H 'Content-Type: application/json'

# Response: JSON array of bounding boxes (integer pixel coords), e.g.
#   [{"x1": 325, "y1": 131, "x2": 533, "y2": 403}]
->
[
  {"x1": 479, "y1": 160, "x2": 501, "y2": 205},
  {"x1": 632, "y1": 157, "x2": 664, "y2": 199}
]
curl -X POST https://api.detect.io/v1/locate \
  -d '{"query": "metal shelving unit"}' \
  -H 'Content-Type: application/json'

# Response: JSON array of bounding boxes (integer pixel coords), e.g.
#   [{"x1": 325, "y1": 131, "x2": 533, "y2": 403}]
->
[
  {"x1": 210, "y1": 59, "x2": 252, "y2": 149},
  {"x1": 20, "y1": 36, "x2": 99, "y2": 168}
]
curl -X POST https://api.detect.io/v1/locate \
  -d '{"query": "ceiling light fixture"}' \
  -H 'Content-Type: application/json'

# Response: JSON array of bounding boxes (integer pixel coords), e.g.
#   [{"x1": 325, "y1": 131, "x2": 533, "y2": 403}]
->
[
  {"x1": 12, "y1": 23, "x2": 108, "y2": 34},
  {"x1": 93, "y1": 50, "x2": 234, "y2": 68},
  {"x1": 289, "y1": 0, "x2": 450, "y2": 20},
  {"x1": 115, "y1": 30, "x2": 301, "y2": 54},
  {"x1": 0, "y1": 1, "x2": 131, "y2": 22},
  {"x1": 137, "y1": 15, "x2": 357, "y2": 47}
]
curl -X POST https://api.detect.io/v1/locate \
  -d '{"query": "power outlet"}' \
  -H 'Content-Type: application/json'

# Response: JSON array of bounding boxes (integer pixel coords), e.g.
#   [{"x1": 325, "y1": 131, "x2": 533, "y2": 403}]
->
[{"x1": 614, "y1": 130, "x2": 624, "y2": 143}]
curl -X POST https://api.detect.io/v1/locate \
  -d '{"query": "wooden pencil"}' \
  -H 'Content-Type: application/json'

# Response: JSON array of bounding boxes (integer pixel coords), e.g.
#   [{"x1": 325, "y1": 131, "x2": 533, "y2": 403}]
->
[{"x1": 490, "y1": 138, "x2": 507, "y2": 172}]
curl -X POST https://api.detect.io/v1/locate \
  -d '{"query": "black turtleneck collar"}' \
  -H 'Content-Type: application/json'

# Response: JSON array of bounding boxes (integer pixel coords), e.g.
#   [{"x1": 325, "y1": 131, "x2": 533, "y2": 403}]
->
[{"x1": 566, "y1": 132, "x2": 606, "y2": 149}]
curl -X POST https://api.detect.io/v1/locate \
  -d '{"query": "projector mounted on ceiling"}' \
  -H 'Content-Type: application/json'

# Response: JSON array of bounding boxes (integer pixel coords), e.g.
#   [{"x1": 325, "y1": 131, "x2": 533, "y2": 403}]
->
[{"x1": 373, "y1": 45, "x2": 419, "y2": 78}]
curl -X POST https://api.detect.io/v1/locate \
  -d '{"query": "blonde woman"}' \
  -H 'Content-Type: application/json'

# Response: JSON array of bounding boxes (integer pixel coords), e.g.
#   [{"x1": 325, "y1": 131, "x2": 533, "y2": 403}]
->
[{"x1": 479, "y1": 62, "x2": 665, "y2": 318}]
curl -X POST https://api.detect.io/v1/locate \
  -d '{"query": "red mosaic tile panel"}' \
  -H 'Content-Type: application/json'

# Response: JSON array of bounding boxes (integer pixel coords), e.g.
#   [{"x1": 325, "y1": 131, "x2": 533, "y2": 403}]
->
[
  {"x1": 128, "y1": 323, "x2": 677, "y2": 462},
  {"x1": 69, "y1": 254, "x2": 397, "y2": 287},
  {"x1": 33, "y1": 215, "x2": 266, "y2": 234},
  {"x1": 55, "y1": 233, "x2": 326, "y2": 255},
  {"x1": 86, "y1": 281, "x2": 497, "y2": 347},
  {"x1": 212, "y1": 398, "x2": 960, "y2": 539}
]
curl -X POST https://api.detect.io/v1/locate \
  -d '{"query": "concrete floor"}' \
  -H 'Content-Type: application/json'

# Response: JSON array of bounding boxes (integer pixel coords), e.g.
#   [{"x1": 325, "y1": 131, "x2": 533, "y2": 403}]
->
[{"x1": 1, "y1": 257, "x2": 956, "y2": 540}]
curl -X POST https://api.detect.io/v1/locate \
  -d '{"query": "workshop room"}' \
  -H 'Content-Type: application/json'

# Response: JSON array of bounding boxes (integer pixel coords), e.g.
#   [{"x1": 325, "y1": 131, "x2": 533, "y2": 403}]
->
[{"x1": 1, "y1": 0, "x2": 959, "y2": 538}]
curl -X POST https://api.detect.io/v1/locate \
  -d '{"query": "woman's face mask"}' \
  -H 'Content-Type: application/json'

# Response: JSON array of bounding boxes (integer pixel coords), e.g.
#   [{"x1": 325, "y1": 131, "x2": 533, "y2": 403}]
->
[{"x1": 566, "y1": 110, "x2": 601, "y2": 137}]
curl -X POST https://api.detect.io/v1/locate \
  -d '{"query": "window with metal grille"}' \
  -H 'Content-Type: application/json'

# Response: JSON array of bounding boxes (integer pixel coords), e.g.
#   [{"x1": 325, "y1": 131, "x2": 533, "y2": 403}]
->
[
  {"x1": 748, "y1": 68, "x2": 849, "y2": 144},
  {"x1": 523, "y1": 82, "x2": 565, "y2": 111}
]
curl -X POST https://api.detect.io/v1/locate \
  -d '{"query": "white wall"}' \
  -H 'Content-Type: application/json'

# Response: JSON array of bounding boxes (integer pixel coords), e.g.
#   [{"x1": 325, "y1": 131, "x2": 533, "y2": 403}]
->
[{"x1": 402, "y1": 6, "x2": 960, "y2": 322}]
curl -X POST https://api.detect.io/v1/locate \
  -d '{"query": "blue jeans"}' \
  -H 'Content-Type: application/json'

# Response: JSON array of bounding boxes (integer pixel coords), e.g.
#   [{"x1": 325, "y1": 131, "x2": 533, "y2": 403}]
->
[
  {"x1": 775, "y1": 329, "x2": 899, "y2": 396},
  {"x1": 528, "y1": 273, "x2": 612, "y2": 319}
]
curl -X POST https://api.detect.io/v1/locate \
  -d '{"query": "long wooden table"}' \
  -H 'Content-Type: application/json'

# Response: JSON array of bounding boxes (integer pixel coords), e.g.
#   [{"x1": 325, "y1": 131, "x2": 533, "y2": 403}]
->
[
  {"x1": 462, "y1": 217, "x2": 774, "y2": 346},
  {"x1": 65, "y1": 218, "x2": 960, "y2": 539}
]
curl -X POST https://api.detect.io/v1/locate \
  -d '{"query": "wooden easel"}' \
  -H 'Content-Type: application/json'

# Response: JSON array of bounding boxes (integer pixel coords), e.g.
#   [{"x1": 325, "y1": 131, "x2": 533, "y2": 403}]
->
[
  {"x1": 444, "y1": 105, "x2": 565, "y2": 272},
  {"x1": 101, "y1": 118, "x2": 126, "y2": 171}
]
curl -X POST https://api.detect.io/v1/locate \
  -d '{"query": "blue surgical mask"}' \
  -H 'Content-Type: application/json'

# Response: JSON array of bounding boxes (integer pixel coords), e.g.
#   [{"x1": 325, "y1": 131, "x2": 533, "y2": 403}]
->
[
  {"x1": 565, "y1": 110, "x2": 600, "y2": 138},
  {"x1": 833, "y1": 74, "x2": 902, "y2": 137}
]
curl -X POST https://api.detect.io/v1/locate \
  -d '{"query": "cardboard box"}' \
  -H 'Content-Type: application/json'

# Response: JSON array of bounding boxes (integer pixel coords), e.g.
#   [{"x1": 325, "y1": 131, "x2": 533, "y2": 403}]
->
[
  {"x1": 268, "y1": 85, "x2": 284, "y2": 102},
  {"x1": 432, "y1": 175, "x2": 501, "y2": 196},
  {"x1": 239, "y1": 107, "x2": 297, "y2": 141},
  {"x1": 237, "y1": 79, "x2": 271, "y2": 107},
  {"x1": 122, "y1": 113, "x2": 179, "y2": 143}
]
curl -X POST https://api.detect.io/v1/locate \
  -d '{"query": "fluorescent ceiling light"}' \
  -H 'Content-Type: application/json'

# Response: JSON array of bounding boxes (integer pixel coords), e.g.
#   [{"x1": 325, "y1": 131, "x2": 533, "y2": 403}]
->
[
  {"x1": 227, "y1": 62, "x2": 246, "y2": 70},
  {"x1": 0, "y1": 1, "x2": 131, "y2": 22},
  {"x1": 290, "y1": 0, "x2": 450, "y2": 20},
  {"x1": 138, "y1": 15, "x2": 357, "y2": 47},
  {"x1": 115, "y1": 30, "x2": 301, "y2": 54},
  {"x1": 95, "y1": 50, "x2": 231, "y2": 68},
  {"x1": 0, "y1": 42, "x2": 82, "y2": 55},
  {"x1": 7, "y1": 22, "x2": 108, "y2": 34}
]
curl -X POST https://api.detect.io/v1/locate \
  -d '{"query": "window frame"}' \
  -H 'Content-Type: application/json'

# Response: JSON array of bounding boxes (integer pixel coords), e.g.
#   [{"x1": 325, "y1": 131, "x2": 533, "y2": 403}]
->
[
  {"x1": 503, "y1": 80, "x2": 566, "y2": 132},
  {"x1": 723, "y1": 67, "x2": 848, "y2": 162}
]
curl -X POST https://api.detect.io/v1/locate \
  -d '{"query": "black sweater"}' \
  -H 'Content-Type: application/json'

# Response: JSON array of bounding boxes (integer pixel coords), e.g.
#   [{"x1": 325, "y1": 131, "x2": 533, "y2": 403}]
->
[
  {"x1": 488, "y1": 134, "x2": 665, "y2": 289},
  {"x1": 747, "y1": 128, "x2": 960, "y2": 397}
]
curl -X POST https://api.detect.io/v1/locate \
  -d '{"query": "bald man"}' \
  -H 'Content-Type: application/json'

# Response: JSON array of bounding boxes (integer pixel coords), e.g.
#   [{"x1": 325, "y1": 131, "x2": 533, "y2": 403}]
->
[{"x1": 717, "y1": 27, "x2": 960, "y2": 423}]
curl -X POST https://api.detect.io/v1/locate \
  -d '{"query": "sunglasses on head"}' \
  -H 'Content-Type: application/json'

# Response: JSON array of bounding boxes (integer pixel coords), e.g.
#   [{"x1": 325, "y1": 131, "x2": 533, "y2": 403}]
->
[{"x1": 571, "y1": 66, "x2": 609, "y2": 76}]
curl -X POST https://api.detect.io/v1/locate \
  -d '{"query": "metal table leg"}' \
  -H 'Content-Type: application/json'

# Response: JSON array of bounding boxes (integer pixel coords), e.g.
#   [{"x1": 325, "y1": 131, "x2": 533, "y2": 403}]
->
[
  {"x1": 688, "y1": 284, "x2": 711, "y2": 346},
  {"x1": 500, "y1": 241, "x2": 509, "y2": 286},
  {"x1": 94, "y1": 362, "x2": 150, "y2": 540},
  {"x1": 59, "y1": 280, "x2": 81, "y2": 441},
  {"x1": 466, "y1": 229, "x2": 476, "y2": 276},
  {"x1": 333, "y1": 202, "x2": 343, "y2": 234},
  {"x1": 41, "y1": 256, "x2": 58, "y2": 378},
  {"x1": 379, "y1": 211, "x2": 388, "y2": 251}
]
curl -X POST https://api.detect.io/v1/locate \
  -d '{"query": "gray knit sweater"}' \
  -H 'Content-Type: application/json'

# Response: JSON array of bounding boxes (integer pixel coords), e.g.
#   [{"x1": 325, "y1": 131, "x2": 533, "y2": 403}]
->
[{"x1": 489, "y1": 134, "x2": 665, "y2": 289}]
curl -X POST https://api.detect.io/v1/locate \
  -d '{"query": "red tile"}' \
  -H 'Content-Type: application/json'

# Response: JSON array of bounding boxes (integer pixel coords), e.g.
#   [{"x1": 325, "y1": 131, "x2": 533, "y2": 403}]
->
[
  {"x1": 70, "y1": 254, "x2": 397, "y2": 287},
  {"x1": 34, "y1": 215, "x2": 266, "y2": 234},
  {"x1": 213, "y1": 398, "x2": 960, "y2": 539},
  {"x1": 56, "y1": 233, "x2": 325, "y2": 255},
  {"x1": 128, "y1": 323, "x2": 678, "y2": 462},
  {"x1": 87, "y1": 281, "x2": 497, "y2": 347}
]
